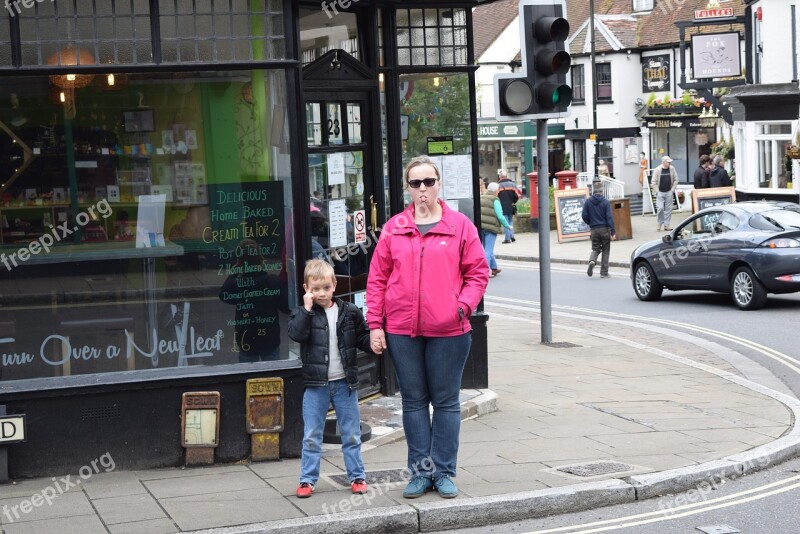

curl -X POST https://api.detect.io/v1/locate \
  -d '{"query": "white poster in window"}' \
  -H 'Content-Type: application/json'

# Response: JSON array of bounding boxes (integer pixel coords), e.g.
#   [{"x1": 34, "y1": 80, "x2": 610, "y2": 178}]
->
[
  {"x1": 328, "y1": 198, "x2": 348, "y2": 248},
  {"x1": 440, "y1": 155, "x2": 474, "y2": 200},
  {"x1": 328, "y1": 153, "x2": 346, "y2": 185},
  {"x1": 135, "y1": 194, "x2": 166, "y2": 248}
]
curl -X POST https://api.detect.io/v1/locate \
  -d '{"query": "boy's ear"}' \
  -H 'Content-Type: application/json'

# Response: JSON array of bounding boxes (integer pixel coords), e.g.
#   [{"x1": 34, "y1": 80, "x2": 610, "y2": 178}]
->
[{"x1": 302, "y1": 283, "x2": 309, "y2": 292}]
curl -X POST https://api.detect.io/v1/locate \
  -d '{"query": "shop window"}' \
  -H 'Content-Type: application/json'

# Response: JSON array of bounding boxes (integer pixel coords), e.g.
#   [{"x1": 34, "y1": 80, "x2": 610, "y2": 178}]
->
[
  {"x1": 596, "y1": 63, "x2": 612, "y2": 101},
  {"x1": 400, "y1": 72, "x2": 474, "y2": 219},
  {"x1": 13, "y1": 1, "x2": 285, "y2": 67},
  {"x1": 396, "y1": 8, "x2": 468, "y2": 67},
  {"x1": 571, "y1": 65, "x2": 585, "y2": 104},
  {"x1": 299, "y1": 8, "x2": 358, "y2": 66},
  {"x1": 0, "y1": 70, "x2": 297, "y2": 381}
]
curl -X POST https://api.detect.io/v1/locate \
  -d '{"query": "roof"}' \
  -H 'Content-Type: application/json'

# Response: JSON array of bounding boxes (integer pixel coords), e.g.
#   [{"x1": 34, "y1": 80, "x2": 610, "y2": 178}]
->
[
  {"x1": 472, "y1": 0, "x2": 520, "y2": 60},
  {"x1": 565, "y1": 0, "x2": 746, "y2": 54}
]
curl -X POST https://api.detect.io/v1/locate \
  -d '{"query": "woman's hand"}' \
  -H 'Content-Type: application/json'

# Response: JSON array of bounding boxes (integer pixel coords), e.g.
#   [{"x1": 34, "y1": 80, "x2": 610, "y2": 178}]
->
[{"x1": 370, "y1": 328, "x2": 387, "y2": 354}]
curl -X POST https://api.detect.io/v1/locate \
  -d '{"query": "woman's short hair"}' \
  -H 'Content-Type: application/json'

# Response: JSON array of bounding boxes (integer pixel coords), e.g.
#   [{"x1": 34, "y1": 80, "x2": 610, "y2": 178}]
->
[{"x1": 403, "y1": 155, "x2": 441, "y2": 184}]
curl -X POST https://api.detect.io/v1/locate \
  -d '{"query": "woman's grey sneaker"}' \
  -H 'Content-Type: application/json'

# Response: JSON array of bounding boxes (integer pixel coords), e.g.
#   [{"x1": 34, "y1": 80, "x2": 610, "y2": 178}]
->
[
  {"x1": 434, "y1": 475, "x2": 458, "y2": 498},
  {"x1": 403, "y1": 476, "x2": 433, "y2": 498}
]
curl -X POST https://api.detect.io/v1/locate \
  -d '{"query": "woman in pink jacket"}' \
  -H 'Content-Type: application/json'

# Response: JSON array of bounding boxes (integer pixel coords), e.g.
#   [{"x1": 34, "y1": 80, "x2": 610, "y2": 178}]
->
[{"x1": 367, "y1": 156, "x2": 489, "y2": 499}]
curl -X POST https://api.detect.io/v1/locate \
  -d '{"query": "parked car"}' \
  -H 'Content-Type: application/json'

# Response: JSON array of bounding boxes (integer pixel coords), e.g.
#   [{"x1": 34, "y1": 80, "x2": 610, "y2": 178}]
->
[{"x1": 630, "y1": 201, "x2": 800, "y2": 310}]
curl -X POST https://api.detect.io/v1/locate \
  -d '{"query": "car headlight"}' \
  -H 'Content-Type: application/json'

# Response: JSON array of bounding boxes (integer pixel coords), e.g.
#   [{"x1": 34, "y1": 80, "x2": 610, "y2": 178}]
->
[{"x1": 761, "y1": 238, "x2": 800, "y2": 249}]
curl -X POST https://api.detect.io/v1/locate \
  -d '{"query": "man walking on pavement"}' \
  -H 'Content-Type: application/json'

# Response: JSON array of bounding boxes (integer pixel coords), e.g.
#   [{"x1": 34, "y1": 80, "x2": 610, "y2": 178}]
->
[
  {"x1": 652, "y1": 155, "x2": 678, "y2": 232},
  {"x1": 496, "y1": 170, "x2": 518, "y2": 243},
  {"x1": 582, "y1": 181, "x2": 616, "y2": 278}
]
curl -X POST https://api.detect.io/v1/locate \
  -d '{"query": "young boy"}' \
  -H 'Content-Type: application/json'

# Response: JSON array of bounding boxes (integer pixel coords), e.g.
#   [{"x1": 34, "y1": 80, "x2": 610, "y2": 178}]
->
[{"x1": 287, "y1": 259, "x2": 372, "y2": 498}]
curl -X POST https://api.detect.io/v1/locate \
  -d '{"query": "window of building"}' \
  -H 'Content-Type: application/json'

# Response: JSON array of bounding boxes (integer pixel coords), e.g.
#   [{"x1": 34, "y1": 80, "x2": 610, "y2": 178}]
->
[
  {"x1": 10, "y1": 0, "x2": 285, "y2": 68},
  {"x1": 573, "y1": 140, "x2": 586, "y2": 173},
  {"x1": 633, "y1": 0, "x2": 654, "y2": 12},
  {"x1": 0, "y1": 69, "x2": 296, "y2": 381},
  {"x1": 396, "y1": 8, "x2": 468, "y2": 66},
  {"x1": 299, "y1": 8, "x2": 359, "y2": 66},
  {"x1": 571, "y1": 65, "x2": 585, "y2": 103},
  {"x1": 755, "y1": 122, "x2": 793, "y2": 189},
  {"x1": 596, "y1": 63, "x2": 612, "y2": 101},
  {"x1": 597, "y1": 139, "x2": 614, "y2": 176}
]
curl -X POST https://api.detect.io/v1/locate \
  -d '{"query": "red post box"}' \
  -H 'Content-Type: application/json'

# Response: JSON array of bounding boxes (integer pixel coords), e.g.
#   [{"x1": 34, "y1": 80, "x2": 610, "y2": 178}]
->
[{"x1": 556, "y1": 170, "x2": 579, "y2": 190}]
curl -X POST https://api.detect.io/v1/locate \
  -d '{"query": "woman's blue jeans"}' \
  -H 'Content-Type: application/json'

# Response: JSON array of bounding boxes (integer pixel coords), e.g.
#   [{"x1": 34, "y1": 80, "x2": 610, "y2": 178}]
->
[
  {"x1": 387, "y1": 333, "x2": 471, "y2": 478},
  {"x1": 299, "y1": 379, "x2": 365, "y2": 485}
]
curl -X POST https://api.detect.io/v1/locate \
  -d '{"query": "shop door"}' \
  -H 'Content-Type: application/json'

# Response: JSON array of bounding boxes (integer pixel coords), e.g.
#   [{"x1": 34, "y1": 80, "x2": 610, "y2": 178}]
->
[{"x1": 303, "y1": 61, "x2": 383, "y2": 398}]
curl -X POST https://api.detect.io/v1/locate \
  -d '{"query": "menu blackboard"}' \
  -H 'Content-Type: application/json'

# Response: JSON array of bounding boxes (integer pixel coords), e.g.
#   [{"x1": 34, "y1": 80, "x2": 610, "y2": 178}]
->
[
  {"x1": 692, "y1": 186, "x2": 736, "y2": 214},
  {"x1": 207, "y1": 181, "x2": 287, "y2": 360},
  {"x1": 553, "y1": 189, "x2": 591, "y2": 243}
]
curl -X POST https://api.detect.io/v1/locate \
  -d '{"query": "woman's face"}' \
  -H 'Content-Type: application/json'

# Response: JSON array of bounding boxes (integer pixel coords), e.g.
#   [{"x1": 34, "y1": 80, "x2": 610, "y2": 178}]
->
[{"x1": 407, "y1": 164, "x2": 440, "y2": 209}]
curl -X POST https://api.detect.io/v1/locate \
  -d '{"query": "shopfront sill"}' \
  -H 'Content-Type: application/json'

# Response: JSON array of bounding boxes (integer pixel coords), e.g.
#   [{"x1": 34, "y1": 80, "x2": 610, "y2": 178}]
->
[{"x1": 0, "y1": 359, "x2": 303, "y2": 396}]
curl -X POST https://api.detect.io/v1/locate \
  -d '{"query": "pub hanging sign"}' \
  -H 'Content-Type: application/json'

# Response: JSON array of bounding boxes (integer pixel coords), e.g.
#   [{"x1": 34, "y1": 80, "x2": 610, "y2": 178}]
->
[{"x1": 642, "y1": 55, "x2": 671, "y2": 92}]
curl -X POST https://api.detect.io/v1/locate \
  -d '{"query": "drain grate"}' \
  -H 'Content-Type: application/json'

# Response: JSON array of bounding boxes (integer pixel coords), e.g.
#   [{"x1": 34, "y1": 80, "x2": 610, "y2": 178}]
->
[
  {"x1": 329, "y1": 468, "x2": 407, "y2": 486},
  {"x1": 544, "y1": 341, "x2": 582, "y2": 349},
  {"x1": 557, "y1": 461, "x2": 633, "y2": 477},
  {"x1": 696, "y1": 526, "x2": 740, "y2": 534}
]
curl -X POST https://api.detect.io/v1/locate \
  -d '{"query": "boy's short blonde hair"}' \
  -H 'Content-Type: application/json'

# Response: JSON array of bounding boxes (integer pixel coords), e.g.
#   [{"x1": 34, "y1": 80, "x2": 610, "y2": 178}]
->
[{"x1": 304, "y1": 258, "x2": 336, "y2": 285}]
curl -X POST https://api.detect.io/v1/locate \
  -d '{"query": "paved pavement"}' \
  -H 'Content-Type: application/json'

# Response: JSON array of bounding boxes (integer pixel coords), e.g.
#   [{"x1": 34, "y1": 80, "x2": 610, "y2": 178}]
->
[{"x1": 2, "y1": 212, "x2": 800, "y2": 534}]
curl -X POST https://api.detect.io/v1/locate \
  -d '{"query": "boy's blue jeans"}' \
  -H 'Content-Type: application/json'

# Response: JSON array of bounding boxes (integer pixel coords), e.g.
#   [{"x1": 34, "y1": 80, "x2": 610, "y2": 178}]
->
[
  {"x1": 386, "y1": 333, "x2": 471, "y2": 479},
  {"x1": 299, "y1": 379, "x2": 365, "y2": 485}
]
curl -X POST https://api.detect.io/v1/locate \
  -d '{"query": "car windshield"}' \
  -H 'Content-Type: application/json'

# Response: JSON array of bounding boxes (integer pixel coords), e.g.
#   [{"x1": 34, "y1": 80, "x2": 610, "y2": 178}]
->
[{"x1": 752, "y1": 209, "x2": 800, "y2": 231}]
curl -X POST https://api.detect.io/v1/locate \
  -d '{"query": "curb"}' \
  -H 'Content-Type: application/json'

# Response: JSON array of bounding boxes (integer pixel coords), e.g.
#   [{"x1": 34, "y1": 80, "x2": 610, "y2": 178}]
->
[{"x1": 187, "y1": 506, "x2": 419, "y2": 534}]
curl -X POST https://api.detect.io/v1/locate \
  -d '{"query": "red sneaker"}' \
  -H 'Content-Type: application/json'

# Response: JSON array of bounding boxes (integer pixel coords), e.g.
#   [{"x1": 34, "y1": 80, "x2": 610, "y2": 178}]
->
[
  {"x1": 296, "y1": 482, "x2": 314, "y2": 498},
  {"x1": 351, "y1": 479, "x2": 367, "y2": 494}
]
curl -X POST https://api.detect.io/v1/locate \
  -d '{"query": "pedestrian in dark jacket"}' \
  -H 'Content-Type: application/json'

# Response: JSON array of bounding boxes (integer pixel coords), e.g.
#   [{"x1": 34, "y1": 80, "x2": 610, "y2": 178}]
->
[
  {"x1": 496, "y1": 170, "x2": 519, "y2": 243},
  {"x1": 693, "y1": 154, "x2": 712, "y2": 189},
  {"x1": 581, "y1": 181, "x2": 616, "y2": 278},
  {"x1": 288, "y1": 259, "x2": 372, "y2": 499},
  {"x1": 709, "y1": 155, "x2": 731, "y2": 187}
]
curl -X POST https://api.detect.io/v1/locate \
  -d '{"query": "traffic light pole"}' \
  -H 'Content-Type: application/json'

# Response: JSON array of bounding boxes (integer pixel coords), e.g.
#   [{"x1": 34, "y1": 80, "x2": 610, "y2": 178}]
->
[{"x1": 536, "y1": 118, "x2": 552, "y2": 343}]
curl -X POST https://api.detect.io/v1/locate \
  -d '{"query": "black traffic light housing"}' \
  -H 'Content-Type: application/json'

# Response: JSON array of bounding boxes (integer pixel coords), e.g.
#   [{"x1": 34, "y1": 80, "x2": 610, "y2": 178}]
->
[{"x1": 494, "y1": 0, "x2": 572, "y2": 121}]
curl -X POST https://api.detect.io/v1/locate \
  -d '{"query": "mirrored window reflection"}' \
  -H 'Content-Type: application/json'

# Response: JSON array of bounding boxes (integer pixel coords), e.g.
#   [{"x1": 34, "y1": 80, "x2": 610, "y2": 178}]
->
[
  {"x1": 327, "y1": 103, "x2": 343, "y2": 145},
  {"x1": 299, "y1": 8, "x2": 359, "y2": 66},
  {"x1": 306, "y1": 103, "x2": 322, "y2": 146},
  {"x1": 395, "y1": 8, "x2": 468, "y2": 66},
  {"x1": 347, "y1": 103, "x2": 362, "y2": 144}
]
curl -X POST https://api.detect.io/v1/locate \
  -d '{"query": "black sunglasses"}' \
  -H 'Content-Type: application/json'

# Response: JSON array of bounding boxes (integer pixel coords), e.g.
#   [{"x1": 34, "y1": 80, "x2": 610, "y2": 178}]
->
[{"x1": 407, "y1": 177, "x2": 438, "y2": 188}]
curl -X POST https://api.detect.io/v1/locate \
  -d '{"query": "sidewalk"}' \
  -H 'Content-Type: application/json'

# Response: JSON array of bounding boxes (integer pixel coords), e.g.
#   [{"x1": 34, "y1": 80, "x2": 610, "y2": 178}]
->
[{"x1": 2, "y1": 213, "x2": 800, "y2": 534}]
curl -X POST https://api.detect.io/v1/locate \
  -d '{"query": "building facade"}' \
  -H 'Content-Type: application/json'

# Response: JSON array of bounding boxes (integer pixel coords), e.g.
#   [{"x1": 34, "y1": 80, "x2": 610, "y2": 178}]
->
[{"x1": 0, "y1": 0, "x2": 496, "y2": 478}]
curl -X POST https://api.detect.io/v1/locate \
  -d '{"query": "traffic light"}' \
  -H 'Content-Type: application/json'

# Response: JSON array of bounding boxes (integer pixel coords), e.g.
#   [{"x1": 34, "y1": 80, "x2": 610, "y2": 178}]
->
[{"x1": 494, "y1": 0, "x2": 572, "y2": 121}]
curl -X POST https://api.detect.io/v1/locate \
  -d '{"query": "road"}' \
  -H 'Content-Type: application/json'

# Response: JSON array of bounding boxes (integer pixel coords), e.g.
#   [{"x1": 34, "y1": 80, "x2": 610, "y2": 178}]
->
[
  {"x1": 486, "y1": 260, "x2": 800, "y2": 399},
  {"x1": 448, "y1": 260, "x2": 800, "y2": 534}
]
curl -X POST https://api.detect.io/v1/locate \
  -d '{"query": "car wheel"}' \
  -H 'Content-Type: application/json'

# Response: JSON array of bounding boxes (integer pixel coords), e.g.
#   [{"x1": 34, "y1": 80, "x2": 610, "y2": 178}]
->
[
  {"x1": 731, "y1": 266, "x2": 768, "y2": 310},
  {"x1": 633, "y1": 262, "x2": 663, "y2": 301}
]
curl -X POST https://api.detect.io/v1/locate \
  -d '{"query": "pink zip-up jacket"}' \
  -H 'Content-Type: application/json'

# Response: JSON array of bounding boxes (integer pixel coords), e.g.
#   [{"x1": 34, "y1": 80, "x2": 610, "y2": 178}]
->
[{"x1": 366, "y1": 199, "x2": 489, "y2": 337}]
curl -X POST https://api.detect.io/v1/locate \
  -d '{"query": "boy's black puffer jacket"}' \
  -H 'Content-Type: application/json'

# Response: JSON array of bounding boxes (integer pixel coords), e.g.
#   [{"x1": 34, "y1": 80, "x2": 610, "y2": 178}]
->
[{"x1": 287, "y1": 297, "x2": 372, "y2": 390}]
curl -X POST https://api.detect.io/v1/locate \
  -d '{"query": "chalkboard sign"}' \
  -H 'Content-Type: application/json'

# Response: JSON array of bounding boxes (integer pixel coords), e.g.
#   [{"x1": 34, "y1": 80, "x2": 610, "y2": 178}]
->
[
  {"x1": 692, "y1": 186, "x2": 736, "y2": 213},
  {"x1": 553, "y1": 189, "x2": 591, "y2": 243}
]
